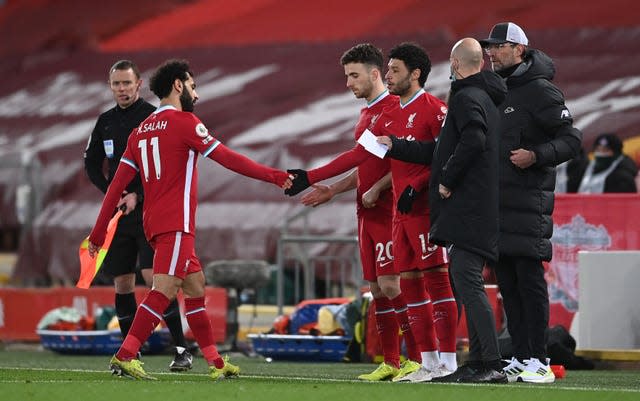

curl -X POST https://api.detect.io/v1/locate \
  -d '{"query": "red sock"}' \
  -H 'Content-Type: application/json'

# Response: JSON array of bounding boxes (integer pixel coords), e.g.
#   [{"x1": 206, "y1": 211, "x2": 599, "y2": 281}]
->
[
  {"x1": 373, "y1": 297, "x2": 400, "y2": 368},
  {"x1": 424, "y1": 269, "x2": 458, "y2": 353},
  {"x1": 116, "y1": 290, "x2": 170, "y2": 361},
  {"x1": 390, "y1": 293, "x2": 419, "y2": 362},
  {"x1": 401, "y1": 276, "x2": 438, "y2": 352},
  {"x1": 185, "y1": 297, "x2": 223, "y2": 368}
]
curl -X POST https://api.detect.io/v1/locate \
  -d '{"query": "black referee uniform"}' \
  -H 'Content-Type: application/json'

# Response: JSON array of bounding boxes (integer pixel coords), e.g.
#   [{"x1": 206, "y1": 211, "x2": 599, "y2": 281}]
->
[{"x1": 84, "y1": 97, "x2": 156, "y2": 278}]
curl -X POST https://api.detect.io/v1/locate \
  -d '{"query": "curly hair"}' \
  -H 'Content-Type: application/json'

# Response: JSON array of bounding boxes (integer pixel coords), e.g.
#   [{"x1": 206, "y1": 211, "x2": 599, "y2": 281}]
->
[
  {"x1": 388, "y1": 42, "x2": 431, "y2": 87},
  {"x1": 149, "y1": 59, "x2": 193, "y2": 99}
]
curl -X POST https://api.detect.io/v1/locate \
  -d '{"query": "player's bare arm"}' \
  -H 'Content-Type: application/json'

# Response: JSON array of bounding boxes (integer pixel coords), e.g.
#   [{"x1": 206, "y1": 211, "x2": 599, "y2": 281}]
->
[{"x1": 362, "y1": 171, "x2": 391, "y2": 208}]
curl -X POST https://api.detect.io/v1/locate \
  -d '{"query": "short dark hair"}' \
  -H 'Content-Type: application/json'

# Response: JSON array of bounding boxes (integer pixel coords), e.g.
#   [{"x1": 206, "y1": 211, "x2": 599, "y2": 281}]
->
[
  {"x1": 388, "y1": 42, "x2": 431, "y2": 87},
  {"x1": 149, "y1": 59, "x2": 193, "y2": 100},
  {"x1": 340, "y1": 43, "x2": 384, "y2": 71},
  {"x1": 110, "y1": 60, "x2": 141, "y2": 79}
]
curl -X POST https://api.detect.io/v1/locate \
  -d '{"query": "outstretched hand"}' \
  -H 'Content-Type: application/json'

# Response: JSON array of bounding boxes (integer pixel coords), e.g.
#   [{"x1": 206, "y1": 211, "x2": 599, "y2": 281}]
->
[
  {"x1": 285, "y1": 169, "x2": 310, "y2": 196},
  {"x1": 397, "y1": 185, "x2": 417, "y2": 214},
  {"x1": 301, "y1": 184, "x2": 334, "y2": 207}
]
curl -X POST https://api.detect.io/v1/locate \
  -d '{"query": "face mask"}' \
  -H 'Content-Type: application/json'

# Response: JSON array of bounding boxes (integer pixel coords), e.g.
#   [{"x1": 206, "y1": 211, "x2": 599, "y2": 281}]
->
[{"x1": 593, "y1": 151, "x2": 611, "y2": 158}]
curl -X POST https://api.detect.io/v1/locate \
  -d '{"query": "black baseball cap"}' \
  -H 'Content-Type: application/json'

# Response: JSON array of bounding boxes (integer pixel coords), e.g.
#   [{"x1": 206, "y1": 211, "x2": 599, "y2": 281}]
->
[{"x1": 479, "y1": 22, "x2": 529, "y2": 47}]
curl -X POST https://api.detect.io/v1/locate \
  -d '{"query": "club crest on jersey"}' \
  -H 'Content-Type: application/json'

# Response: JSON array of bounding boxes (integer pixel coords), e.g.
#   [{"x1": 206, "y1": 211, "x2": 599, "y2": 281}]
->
[
  {"x1": 437, "y1": 106, "x2": 447, "y2": 121},
  {"x1": 406, "y1": 112, "x2": 417, "y2": 128},
  {"x1": 195, "y1": 123, "x2": 209, "y2": 138},
  {"x1": 369, "y1": 113, "x2": 380, "y2": 129}
]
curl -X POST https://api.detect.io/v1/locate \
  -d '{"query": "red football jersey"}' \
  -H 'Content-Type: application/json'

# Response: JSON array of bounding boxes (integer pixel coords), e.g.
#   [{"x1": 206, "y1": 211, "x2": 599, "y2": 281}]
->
[
  {"x1": 119, "y1": 105, "x2": 221, "y2": 239},
  {"x1": 354, "y1": 91, "x2": 397, "y2": 219},
  {"x1": 88, "y1": 105, "x2": 285, "y2": 247},
  {"x1": 375, "y1": 89, "x2": 447, "y2": 220}
]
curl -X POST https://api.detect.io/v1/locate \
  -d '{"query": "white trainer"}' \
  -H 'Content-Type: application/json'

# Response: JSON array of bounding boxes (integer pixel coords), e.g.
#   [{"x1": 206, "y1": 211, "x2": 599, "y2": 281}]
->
[
  {"x1": 393, "y1": 366, "x2": 433, "y2": 383},
  {"x1": 503, "y1": 357, "x2": 527, "y2": 382},
  {"x1": 517, "y1": 357, "x2": 555, "y2": 384},
  {"x1": 431, "y1": 364, "x2": 455, "y2": 379}
]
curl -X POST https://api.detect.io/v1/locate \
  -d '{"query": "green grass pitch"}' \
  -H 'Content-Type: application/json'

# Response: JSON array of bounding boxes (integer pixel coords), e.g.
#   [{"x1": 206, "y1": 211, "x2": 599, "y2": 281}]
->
[{"x1": 1, "y1": 350, "x2": 638, "y2": 401}]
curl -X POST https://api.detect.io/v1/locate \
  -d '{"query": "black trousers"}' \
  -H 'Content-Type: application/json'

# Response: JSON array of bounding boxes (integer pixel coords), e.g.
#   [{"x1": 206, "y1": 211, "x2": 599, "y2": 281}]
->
[
  {"x1": 492, "y1": 254, "x2": 549, "y2": 361},
  {"x1": 449, "y1": 245, "x2": 501, "y2": 363}
]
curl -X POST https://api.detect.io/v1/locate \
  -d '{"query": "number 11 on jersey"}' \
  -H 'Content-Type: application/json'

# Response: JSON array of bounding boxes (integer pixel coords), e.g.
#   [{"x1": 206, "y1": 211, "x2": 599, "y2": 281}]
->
[{"x1": 138, "y1": 137, "x2": 161, "y2": 181}]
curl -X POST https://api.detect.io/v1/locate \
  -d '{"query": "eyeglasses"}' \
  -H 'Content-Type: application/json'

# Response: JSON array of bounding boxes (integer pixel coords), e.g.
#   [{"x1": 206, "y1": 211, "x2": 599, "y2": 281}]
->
[{"x1": 483, "y1": 43, "x2": 516, "y2": 54}]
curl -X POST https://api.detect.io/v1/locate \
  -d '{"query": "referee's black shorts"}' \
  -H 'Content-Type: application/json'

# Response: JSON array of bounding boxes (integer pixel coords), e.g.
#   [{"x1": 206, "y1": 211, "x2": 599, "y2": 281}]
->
[{"x1": 101, "y1": 214, "x2": 153, "y2": 278}]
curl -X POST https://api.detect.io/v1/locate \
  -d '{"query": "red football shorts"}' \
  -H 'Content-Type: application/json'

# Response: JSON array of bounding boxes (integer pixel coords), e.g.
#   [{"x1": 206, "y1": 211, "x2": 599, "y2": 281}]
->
[
  {"x1": 392, "y1": 215, "x2": 448, "y2": 272},
  {"x1": 150, "y1": 231, "x2": 202, "y2": 279},
  {"x1": 359, "y1": 215, "x2": 397, "y2": 282}
]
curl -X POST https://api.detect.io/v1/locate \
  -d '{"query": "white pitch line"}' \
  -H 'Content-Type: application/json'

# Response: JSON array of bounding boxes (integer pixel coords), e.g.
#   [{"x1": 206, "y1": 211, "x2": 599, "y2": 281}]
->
[{"x1": 1, "y1": 367, "x2": 638, "y2": 393}]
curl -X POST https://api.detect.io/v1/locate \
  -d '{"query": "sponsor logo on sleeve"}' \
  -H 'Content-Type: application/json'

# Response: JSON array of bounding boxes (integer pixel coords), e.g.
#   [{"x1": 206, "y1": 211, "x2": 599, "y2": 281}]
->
[{"x1": 195, "y1": 123, "x2": 209, "y2": 138}]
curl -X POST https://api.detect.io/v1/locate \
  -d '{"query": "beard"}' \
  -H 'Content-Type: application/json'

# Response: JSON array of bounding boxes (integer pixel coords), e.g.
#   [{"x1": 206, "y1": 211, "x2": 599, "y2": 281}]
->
[
  {"x1": 180, "y1": 89, "x2": 195, "y2": 112},
  {"x1": 355, "y1": 80, "x2": 374, "y2": 99},
  {"x1": 389, "y1": 75, "x2": 411, "y2": 97}
]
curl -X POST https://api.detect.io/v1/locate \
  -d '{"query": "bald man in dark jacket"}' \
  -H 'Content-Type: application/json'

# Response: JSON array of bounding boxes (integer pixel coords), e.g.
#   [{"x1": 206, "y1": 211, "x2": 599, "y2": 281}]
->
[{"x1": 381, "y1": 38, "x2": 508, "y2": 383}]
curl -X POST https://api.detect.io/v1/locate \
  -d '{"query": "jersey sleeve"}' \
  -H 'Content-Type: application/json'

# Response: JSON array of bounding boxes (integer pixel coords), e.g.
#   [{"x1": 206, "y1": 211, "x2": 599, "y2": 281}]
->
[
  {"x1": 208, "y1": 142, "x2": 289, "y2": 187},
  {"x1": 428, "y1": 98, "x2": 447, "y2": 141},
  {"x1": 176, "y1": 113, "x2": 222, "y2": 156},
  {"x1": 120, "y1": 137, "x2": 140, "y2": 173},
  {"x1": 307, "y1": 145, "x2": 371, "y2": 184},
  {"x1": 88, "y1": 162, "x2": 137, "y2": 246}
]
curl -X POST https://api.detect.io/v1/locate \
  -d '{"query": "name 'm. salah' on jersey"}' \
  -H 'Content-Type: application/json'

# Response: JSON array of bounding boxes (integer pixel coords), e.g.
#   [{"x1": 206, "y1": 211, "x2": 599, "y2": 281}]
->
[
  {"x1": 120, "y1": 105, "x2": 220, "y2": 240},
  {"x1": 374, "y1": 89, "x2": 447, "y2": 219}
]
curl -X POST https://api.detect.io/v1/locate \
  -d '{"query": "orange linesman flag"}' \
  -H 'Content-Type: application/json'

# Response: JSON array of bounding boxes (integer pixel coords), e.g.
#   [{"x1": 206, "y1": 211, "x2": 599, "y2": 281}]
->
[{"x1": 76, "y1": 209, "x2": 124, "y2": 289}]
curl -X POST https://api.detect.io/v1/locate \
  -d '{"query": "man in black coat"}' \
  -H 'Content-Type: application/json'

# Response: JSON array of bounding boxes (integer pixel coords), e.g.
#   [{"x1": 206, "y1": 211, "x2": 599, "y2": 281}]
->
[
  {"x1": 480, "y1": 22, "x2": 582, "y2": 383},
  {"x1": 379, "y1": 38, "x2": 508, "y2": 383}
]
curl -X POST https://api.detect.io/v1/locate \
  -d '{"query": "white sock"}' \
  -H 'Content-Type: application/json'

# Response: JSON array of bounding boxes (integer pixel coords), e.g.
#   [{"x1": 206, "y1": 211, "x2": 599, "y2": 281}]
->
[
  {"x1": 421, "y1": 351, "x2": 440, "y2": 370},
  {"x1": 440, "y1": 352, "x2": 457, "y2": 371}
]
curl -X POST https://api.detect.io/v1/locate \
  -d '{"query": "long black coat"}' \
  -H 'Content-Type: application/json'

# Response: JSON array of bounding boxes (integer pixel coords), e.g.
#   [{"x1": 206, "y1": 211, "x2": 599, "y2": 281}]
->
[
  {"x1": 386, "y1": 70, "x2": 507, "y2": 262},
  {"x1": 498, "y1": 50, "x2": 582, "y2": 261},
  {"x1": 429, "y1": 71, "x2": 506, "y2": 262}
]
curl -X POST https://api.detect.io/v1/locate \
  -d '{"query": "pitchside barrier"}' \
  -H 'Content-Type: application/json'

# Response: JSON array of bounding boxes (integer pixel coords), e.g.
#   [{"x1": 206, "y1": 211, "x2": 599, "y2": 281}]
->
[
  {"x1": 275, "y1": 194, "x2": 640, "y2": 347},
  {"x1": 275, "y1": 206, "x2": 362, "y2": 316},
  {"x1": 2, "y1": 194, "x2": 640, "y2": 345},
  {"x1": 577, "y1": 251, "x2": 640, "y2": 350},
  {"x1": 0, "y1": 286, "x2": 226, "y2": 342}
]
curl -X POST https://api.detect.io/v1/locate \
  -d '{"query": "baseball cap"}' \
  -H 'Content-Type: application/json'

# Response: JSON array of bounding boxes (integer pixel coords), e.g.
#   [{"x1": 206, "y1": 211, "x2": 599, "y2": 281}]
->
[{"x1": 479, "y1": 22, "x2": 529, "y2": 47}]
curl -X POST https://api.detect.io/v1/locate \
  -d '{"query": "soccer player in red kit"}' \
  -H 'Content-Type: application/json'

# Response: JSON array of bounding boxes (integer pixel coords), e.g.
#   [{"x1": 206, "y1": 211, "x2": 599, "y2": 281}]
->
[
  {"x1": 88, "y1": 59, "x2": 292, "y2": 380},
  {"x1": 380, "y1": 43, "x2": 457, "y2": 381},
  {"x1": 287, "y1": 43, "x2": 458, "y2": 382},
  {"x1": 297, "y1": 43, "x2": 408, "y2": 381}
]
